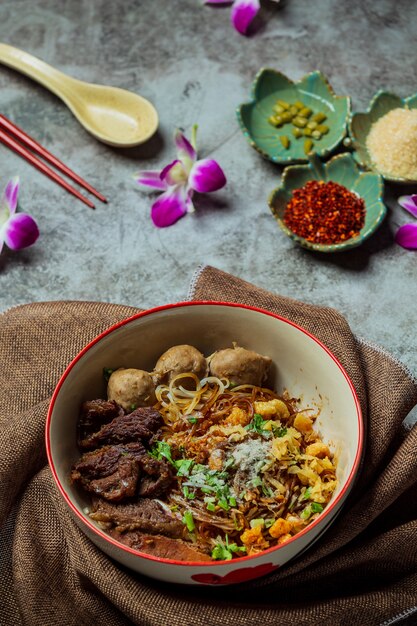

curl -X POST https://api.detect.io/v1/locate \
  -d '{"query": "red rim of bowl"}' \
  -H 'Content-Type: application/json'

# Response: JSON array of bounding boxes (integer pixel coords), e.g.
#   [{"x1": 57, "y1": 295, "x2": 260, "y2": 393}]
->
[{"x1": 46, "y1": 301, "x2": 364, "y2": 568}]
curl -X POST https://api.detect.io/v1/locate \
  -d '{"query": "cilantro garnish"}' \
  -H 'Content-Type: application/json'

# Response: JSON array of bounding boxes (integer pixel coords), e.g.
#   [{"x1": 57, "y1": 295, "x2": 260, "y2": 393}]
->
[
  {"x1": 211, "y1": 535, "x2": 246, "y2": 561},
  {"x1": 272, "y1": 425, "x2": 287, "y2": 438},
  {"x1": 175, "y1": 458, "x2": 194, "y2": 476},
  {"x1": 181, "y1": 464, "x2": 236, "y2": 511},
  {"x1": 187, "y1": 416, "x2": 198, "y2": 424},
  {"x1": 150, "y1": 441, "x2": 175, "y2": 466},
  {"x1": 103, "y1": 367, "x2": 114, "y2": 383},
  {"x1": 245, "y1": 413, "x2": 266, "y2": 435}
]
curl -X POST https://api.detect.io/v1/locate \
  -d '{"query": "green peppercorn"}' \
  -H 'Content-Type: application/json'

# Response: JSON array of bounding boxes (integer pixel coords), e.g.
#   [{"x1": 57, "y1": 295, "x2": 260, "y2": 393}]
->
[
  {"x1": 293, "y1": 116, "x2": 308, "y2": 128},
  {"x1": 277, "y1": 99, "x2": 290, "y2": 110},
  {"x1": 312, "y1": 112, "x2": 327, "y2": 123},
  {"x1": 292, "y1": 127, "x2": 303, "y2": 138},
  {"x1": 280, "y1": 135, "x2": 290, "y2": 149},
  {"x1": 273, "y1": 104, "x2": 285, "y2": 115},
  {"x1": 299, "y1": 107, "x2": 312, "y2": 118},
  {"x1": 302, "y1": 127, "x2": 313, "y2": 136},
  {"x1": 281, "y1": 111, "x2": 294, "y2": 123},
  {"x1": 304, "y1": 138, "x2": 314, "y2": 154},
  {"x1": 294, "y1": 100, "x2": 305, "y2": 110},
  {"x1": 316, "y1": 124, "x2": 329, "y2": 135},
  {"x1": 307, "y1": 120, "x2": 318, "y2": 130},
  {"x1": 312, "y1": 129, "x2": 322, "y2": 139}
]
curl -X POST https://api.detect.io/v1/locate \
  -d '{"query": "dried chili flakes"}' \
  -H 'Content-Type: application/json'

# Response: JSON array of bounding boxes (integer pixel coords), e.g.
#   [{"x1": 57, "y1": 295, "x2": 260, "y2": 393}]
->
[{"x1": 283, "y1": 180, "x2": 365, "y2": 244}]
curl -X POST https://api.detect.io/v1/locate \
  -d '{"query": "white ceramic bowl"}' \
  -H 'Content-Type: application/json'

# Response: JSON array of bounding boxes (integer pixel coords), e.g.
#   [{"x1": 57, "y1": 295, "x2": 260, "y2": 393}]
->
[{"x1": 46, "y1": 302, "x2": 364, "y2": 586}]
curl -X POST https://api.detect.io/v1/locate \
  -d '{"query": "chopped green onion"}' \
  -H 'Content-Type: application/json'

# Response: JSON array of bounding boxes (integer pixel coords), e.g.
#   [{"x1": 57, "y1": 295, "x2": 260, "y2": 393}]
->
[
  {"x1": 182, "y1": 510, "x2": 195, "y2": 532},
  {"x1": 302, "y1": 487, "x2": 311, "y2": 500},
  {"x1": 250, "y1": 518, "x2": 265, "y2": 529},
  {"x1": 311, "y1": 502, "x2": 324, "y2": 513},
  {"x1": 175, "y1": 458, "x2": 194, "y2": 476},
  {"x1": 211, "y1": 535, "x2": 247, "y2": 561}
]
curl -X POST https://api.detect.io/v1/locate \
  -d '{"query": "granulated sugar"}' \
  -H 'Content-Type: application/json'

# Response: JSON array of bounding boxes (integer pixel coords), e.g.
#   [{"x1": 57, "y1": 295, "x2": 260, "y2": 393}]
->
[{"x1": 366, "y1": 108, "x2": 417, "y2": 179}]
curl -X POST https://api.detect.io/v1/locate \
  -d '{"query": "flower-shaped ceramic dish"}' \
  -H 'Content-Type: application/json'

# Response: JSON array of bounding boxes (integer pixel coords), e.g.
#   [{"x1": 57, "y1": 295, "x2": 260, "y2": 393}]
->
[
  {"x1": 348, "y1": 90, "x2": 417, "y2": 183},
  {"x1": 268, "y1": 153, "x2": 386, "y2": 252},
  {"x1": 236, "y1": 69, "x2": 350, "y2": 164}
]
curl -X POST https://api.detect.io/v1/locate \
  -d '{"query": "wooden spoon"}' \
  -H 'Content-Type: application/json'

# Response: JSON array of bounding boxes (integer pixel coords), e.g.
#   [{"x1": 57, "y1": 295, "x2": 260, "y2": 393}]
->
[{"x1": 0, "y1": 43, "x2": 158, "y2": 147}]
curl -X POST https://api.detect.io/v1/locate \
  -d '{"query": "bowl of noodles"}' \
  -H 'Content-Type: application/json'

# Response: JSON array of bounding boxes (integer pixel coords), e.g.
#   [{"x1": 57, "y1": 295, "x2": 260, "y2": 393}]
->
[{"x1": 46, "y1": 302, "x2": 364, "y2": 586}]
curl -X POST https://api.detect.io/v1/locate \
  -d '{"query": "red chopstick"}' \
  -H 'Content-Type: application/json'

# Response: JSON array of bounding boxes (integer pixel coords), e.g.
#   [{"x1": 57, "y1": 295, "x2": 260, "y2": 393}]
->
[{"x1": 0, "y1": 114, "x2": 107, "y2": 208}]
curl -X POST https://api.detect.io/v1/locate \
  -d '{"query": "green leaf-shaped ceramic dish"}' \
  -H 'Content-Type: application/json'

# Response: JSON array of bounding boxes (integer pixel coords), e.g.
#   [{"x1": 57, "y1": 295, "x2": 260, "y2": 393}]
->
[
  {"x1": 237, "y1": 69, "x2": 350, "y2": 164},
  {"x1": 268, "y1": 153, "x2": 386, "y2": 252},
  {"x1": 348, "y1": 90, "x2": 417, "y2": 182}
]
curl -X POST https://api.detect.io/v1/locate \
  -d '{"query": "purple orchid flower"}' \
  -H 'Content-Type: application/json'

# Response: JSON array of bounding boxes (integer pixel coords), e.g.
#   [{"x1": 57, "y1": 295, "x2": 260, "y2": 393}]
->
[
  {"x1": 395, "y1": 194, "x2": 417, "y2": 250},
  {"x1": 135, "y1": 126, "x2": 226, "y2": 228},
  {"x1": 204, "y1": 0, "x2": 260, "y2": 36},
  {"x1": 0, "y1": 177, "x2": 39, "y2": 254}
]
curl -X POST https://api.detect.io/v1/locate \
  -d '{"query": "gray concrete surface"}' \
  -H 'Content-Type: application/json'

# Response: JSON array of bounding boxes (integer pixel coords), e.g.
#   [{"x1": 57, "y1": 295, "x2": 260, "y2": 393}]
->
[{"x1": 0, "y1": 0, "x2": 416, "y2": 394}]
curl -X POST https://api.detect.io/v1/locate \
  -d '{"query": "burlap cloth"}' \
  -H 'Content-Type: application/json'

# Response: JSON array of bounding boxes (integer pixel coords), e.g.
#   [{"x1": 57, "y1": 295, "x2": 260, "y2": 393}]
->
[{"x1": 1, "y1": 266, "x2": 417, "y2": 626}]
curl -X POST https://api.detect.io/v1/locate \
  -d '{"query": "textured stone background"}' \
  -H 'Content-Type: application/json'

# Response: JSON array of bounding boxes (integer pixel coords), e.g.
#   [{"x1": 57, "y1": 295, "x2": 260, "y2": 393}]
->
[{"x1": 0, "y1": 0, "x2": 416, "y2": 388}]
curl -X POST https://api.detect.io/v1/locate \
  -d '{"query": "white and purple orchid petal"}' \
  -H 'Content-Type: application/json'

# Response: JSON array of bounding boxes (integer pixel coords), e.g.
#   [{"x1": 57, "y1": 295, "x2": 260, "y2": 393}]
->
[
  {"x1": 398, "y1": 194, "x2": 417, "y2": 219},
  {"x1": 3, "y1": 213, "x2": 39, "y2": 250},
  {"x1": 151, "y1": 187, "x2": 189, "y2": 228},
  {"x1": 190, "y1": 125, "x2": 198, "y2": 151},
  {"x1": 135, "y1": 170, "x2": 167, "y2": 190},
  {"x1": 189, "y1": 158, "x2": 227, "y2": 193},
  {"x1": 160, "y1": 159, "x2": 188, "y2": 186},
  {"x1": 231, "y1": 0, "x2": 260, "y2": 35},
  {"x1": 185, "y1": 190, "x2": 196, "y2": 213},
  {"x1": 175, "y1": 130, "x2": 197, "y2": 162},
  {"x1": 4, "y1": 176, "x2": 20, "y2": 214},
  {"x1": 0, "y1": 177, "x2": 19, "y2": 225},
  {"x1": 395, "y1": 223, "x2": 417, "y2": 249}
]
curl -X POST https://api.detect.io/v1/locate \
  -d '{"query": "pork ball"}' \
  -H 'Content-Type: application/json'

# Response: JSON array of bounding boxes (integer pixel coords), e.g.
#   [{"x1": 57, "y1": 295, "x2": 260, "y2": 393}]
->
[
  {"x1": 153, "y1": 345, "x2": 207, "y2": 387},
  {"x1": 209, "y1": 345, "x2": 272, "y2": 387},
  {"x1": 107, "y1": 368, "x2": 156, "y2": 411}
]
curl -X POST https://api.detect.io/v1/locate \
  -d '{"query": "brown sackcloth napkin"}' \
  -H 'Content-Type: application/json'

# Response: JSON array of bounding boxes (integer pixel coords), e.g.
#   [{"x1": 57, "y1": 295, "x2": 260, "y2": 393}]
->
[{"x1": 1, "y1": 266, "x2": 417, "y2": 626}]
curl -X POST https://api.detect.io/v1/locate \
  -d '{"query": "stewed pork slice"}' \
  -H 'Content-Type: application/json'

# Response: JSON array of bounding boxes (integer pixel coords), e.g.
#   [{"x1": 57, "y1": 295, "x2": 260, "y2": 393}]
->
[
  {"x1": 108, "y1": 528, "x2": 212, "y2": 561},
  {"x1": 107, "y1": 368, "x2": 156, "y2": 411},
  {"x1": 71, "y1": 441, "x2": 174, "y2": 501},
  {"x1": 209, "y1": 345, "x2": 272, "y2": 387},
  {"x1": 70, "y1": 443, "x2": 145, "y2": 501},
  {"x1": 153, "y1": 344, "x2": 207, "y2": 388},
  {"x1": 90, "y1": 497, "x2": 184, "y2": 537},
  {"x1": 77, "y1": 399, "x2": 124, "y2": 443},
  {"x1": 79, "y1": 406, "x2": 162, "y2": 449}
]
